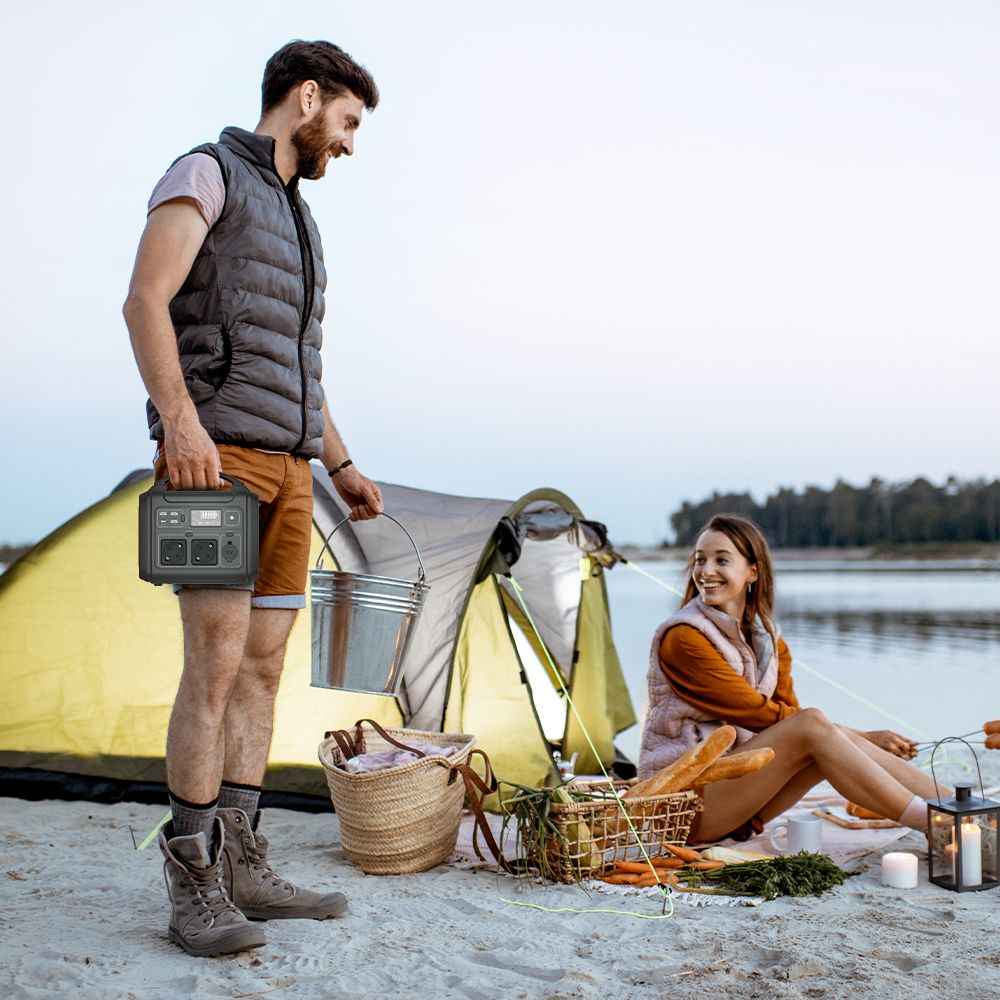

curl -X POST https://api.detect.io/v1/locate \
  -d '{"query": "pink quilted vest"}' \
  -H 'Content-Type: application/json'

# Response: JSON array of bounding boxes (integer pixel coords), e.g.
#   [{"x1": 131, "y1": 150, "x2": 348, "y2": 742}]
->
[{"x1": 637, "y1": 597, "x2": 779, "y2": 780}]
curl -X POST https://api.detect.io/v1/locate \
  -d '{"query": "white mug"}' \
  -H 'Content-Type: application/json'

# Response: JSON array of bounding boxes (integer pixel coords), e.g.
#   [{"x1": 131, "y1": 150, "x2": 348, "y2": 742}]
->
[{"x1": 769, "y1": 814, "x2": 823, "y2": 854}]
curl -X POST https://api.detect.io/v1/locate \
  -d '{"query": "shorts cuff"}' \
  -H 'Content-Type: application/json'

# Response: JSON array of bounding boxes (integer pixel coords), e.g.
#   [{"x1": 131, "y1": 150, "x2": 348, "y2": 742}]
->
[
  {"x1": 252, "y1": 594, "x2": 306, "y2": 609},
  {"x1": 173, "y1": 582, "x2": 255, "y2": 594}
]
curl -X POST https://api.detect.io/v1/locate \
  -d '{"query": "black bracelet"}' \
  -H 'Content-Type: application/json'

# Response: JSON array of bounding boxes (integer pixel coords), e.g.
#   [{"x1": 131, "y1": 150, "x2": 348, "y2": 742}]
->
[{"x1": 328, "y1": 459, "x2": 353, "y2": 478}]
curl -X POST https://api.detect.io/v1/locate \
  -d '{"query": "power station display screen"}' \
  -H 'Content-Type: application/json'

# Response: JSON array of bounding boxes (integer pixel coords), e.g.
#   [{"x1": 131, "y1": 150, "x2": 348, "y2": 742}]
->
[{"x1": 190, "y1": 509, "x2": 222, "y2": 526}]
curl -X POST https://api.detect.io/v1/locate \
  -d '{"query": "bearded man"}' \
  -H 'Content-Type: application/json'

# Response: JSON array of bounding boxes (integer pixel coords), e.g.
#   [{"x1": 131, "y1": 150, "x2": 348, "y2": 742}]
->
[{"x1": 123, "y1": 40, "x2": 383, "y2": 957}]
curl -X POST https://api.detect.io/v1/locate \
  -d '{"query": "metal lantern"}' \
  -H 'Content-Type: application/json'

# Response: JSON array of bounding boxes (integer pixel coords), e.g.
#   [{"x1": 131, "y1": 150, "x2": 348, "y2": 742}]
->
[{"x1": 927, "y1": 739, "x2": 1000, "y2": 893}]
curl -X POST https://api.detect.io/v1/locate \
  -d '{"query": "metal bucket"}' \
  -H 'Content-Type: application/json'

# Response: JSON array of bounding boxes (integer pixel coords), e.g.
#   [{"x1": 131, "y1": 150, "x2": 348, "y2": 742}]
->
[{"x1": 310, "y1": 512, "x2": 430, "y2": 696}]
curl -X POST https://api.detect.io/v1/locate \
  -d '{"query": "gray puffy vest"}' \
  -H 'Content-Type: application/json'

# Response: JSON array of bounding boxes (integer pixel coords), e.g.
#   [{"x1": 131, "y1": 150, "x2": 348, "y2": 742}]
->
[{"x1": 146, "y1": 127, "x2": 327, "y2": 457}]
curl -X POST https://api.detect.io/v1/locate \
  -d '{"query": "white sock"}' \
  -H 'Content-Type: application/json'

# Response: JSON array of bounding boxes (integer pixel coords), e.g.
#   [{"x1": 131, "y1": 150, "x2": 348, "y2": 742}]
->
[{"x1": 898, "y1": 795, "x2": 928, "y2": 831}]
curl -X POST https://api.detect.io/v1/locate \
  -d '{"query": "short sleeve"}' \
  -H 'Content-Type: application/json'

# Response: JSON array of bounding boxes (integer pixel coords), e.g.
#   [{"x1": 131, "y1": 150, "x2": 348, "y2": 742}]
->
[{"x1": 147, "y1": 152, "x2": 225, "y2": 228}]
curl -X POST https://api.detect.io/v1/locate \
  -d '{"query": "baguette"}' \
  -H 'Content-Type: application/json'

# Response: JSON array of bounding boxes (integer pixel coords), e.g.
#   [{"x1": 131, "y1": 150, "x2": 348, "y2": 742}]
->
[
  {"x1": 625, "y1": 726, "x2": 737, "y2": 799},
  {"x1": 695, "y1": 748, "x2": 775, "y2": 787},
  {"x1": 984, "y1": 720, "x2": 1000, "y2": 735}
]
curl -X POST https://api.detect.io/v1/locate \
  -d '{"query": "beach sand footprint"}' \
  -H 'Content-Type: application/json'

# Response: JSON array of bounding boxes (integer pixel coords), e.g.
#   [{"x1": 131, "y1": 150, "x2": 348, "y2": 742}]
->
[
  {"x1": 467, "y1": 950, "x2": 567, "y2": 983},
  {"x1": 868, "y1": 950, "x2": 928, "y2": 972}
]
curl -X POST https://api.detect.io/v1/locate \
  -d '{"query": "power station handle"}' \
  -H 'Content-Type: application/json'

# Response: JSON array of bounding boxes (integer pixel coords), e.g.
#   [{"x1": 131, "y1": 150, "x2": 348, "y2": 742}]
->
[
  {"x1": 317, "y1": 512, "x2": 427, "y2": 584},
  {"x1": 150, "y1": 474, "x2": 253, "y2": 496}
]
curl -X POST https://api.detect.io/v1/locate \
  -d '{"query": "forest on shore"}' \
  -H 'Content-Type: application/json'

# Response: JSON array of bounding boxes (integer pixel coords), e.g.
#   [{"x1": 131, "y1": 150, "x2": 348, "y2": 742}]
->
[{"x1": 670, "y1": 476, "x2": 1000, "y2": 548}]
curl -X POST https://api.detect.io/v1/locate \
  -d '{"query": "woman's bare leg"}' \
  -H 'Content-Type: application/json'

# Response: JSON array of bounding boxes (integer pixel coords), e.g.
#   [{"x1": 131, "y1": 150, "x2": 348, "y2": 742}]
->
[
  {"x1": 755, "y1": 763, "x2": 823, "y2": 824},
  {"x1": 838, "y1": 726, "x2": 946, "y2": 800},
  {"x1": 695, "y1": 708, "x2": 923, "y2": 842}
]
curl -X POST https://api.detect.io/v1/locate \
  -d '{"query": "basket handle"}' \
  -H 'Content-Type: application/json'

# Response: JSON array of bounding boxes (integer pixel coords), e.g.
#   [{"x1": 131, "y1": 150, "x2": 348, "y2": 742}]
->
[
  {"x1": 324, "y1": 728, "x2": 363, "y2": 761},
  {"x1": 316, "y1": 511, "x2": 427, "y2": 583},
  {"x1": 323, "y1": 718, "x2": 433, "y2": 762},
  {"x1": 354, "y1": 718, "x2": 430, "y2": 758},
  {"x1": 450, "y1": 748, "x2": 513, "y2": 872}
]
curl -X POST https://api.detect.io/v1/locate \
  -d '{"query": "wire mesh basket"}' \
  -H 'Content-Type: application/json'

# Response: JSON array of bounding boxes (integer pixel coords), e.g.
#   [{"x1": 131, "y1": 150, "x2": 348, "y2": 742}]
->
[{"x1": 519, "y1": 780, "x2": 701, "y2": 884}]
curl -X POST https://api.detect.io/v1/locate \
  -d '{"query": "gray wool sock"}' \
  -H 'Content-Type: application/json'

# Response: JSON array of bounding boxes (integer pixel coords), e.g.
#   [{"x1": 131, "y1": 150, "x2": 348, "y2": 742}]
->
[
  {"x1": 168, "y1": 791, "x2": 218, "y2": 844},
  {"x1": 219, "y1": 781, "x2": 262, "y2": 825}
]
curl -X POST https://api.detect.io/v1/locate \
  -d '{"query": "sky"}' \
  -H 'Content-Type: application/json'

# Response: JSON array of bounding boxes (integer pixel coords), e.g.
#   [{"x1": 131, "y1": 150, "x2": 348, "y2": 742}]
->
[{"x1": 0, "y1": 1, "x2": 997, "y2": 545}]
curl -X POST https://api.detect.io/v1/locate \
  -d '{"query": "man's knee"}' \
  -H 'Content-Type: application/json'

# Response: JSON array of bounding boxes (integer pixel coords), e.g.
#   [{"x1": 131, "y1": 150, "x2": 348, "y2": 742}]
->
[
  {"x1": 181, "y1": 592, "x2": 251, "y2": 661},
  {"x1": 241, "y1": 610, "x2": 296, "y2": 675}
]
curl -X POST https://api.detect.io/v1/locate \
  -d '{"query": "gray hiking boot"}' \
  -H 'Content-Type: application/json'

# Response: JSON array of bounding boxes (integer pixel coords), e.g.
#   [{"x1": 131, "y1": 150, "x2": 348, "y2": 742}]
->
[
  {"x1": 218, "y1": 808, "x2": 348, "y2": 920},
  {"x1": 159, "y1": 818, "x2": 266, "y2": 957}
]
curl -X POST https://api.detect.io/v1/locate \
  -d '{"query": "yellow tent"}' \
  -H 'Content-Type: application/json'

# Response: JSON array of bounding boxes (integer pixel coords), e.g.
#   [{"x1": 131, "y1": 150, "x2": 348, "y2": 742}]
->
[{"x1": 0, "y1": 473, "x2": 636, "y2": 803}]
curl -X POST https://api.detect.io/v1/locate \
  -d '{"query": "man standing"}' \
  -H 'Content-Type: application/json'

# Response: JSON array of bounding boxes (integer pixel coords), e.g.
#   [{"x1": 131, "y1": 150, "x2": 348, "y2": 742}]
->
[{"x1": 124, "y1": 40, "x2": 383, "y2": 957}]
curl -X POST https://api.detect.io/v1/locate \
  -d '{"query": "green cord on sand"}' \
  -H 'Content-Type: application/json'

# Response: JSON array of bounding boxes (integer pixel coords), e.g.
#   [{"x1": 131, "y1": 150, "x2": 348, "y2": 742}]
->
[
  {"x1": 501, "y1": 572, "x2": 677, "y2": 918},
  {"x1": 136, "y1": 809, "x2": 172, "y2": 851}
]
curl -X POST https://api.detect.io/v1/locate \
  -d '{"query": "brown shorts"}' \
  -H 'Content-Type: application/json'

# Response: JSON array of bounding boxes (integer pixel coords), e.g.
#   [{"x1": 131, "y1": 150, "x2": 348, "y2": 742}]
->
[{"x1": 154, "y1": 444, "x2": 314, "y2": 609}]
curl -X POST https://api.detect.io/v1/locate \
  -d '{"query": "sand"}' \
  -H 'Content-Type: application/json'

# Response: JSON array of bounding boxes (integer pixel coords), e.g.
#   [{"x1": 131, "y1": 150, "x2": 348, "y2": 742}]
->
[{"x1": 3, "y1": 765, "x2": 1000, "y2": 1000}]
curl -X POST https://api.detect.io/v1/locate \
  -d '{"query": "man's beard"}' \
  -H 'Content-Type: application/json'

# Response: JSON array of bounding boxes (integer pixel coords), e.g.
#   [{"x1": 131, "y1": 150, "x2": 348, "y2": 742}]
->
[{"x1": 291, "y1": 116, "x2": 341, "y2": 180}]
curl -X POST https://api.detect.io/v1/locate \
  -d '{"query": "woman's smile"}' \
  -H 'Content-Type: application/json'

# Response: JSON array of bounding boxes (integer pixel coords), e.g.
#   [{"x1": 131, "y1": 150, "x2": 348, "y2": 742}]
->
[{"x1": 692, "y1": 529, "x2": 758, "y2": 618}]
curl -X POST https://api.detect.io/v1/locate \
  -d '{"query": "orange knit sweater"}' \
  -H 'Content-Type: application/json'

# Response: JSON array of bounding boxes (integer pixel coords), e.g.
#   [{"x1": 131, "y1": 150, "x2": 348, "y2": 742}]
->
[{"x1": 658, "y1": 624, "x2": 800, "y2": 732}]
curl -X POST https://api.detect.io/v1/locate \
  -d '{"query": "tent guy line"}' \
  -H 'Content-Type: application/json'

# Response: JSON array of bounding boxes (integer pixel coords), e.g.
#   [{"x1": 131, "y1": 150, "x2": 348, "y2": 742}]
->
[
  {"x1": 501, "y1": 573, "x2": 675, "y2": 920},
  {"x1": 617, "y1": 557, "x2": 933, "y2": 740}
]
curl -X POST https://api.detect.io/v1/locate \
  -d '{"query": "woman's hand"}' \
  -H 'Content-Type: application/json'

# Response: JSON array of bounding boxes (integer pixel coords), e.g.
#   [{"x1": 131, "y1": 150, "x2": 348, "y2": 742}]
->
[
  {"x1": 332, "y1": 467, "x2": 384, "y2": 521},
  {"x1": 862, "y1": 729, "x2": 919, "y2": 759}
]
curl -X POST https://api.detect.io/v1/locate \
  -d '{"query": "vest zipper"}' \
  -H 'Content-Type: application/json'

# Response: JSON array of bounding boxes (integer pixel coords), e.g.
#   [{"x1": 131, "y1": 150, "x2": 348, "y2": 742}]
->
[{"x1": 284, "y1": 182, "x2": 314, "y2": 454}]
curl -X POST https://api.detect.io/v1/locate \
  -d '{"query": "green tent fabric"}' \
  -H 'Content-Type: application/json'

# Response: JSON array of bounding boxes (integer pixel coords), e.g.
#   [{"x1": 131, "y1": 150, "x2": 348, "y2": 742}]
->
[{"x1": 0, "y1": 472, "x2": 636, "y2": 803}]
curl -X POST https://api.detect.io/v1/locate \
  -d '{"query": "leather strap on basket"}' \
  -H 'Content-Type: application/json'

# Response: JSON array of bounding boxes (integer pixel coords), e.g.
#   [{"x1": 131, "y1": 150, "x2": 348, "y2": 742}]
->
[
  {"x1": 353, "y1": 718, "x2": 430, "y2": 757},
  {"x1": 323, "y1": 718, "x2": 432, "y2": 764},
  {"x1": 450, "y1": 748, "x2": 514, "y2": 873}
]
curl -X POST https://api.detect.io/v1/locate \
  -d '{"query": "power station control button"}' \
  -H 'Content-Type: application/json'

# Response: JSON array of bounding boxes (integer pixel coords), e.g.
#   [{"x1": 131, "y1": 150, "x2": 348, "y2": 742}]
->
[
  {"x1": 223, "y1": 510, "x2": 241, "y2": 526},
  {"x1": 221, "y1": 545, "x2": 239, "y2": 564}
]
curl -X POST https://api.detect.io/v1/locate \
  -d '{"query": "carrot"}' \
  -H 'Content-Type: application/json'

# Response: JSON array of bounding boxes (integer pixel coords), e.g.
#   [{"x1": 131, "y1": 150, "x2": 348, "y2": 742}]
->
[
  {"x1": 613, "y1": 861, "x2": 656, "y2": 875},
  {"x1": 601, "y1": 873, "x2": 641, "y2": 884},
  {"x1": 691, "y1": 860, "x2": 727, "y2": 871},
  {"x1": 663, "y1": 843, "x2": 702, "y2": 863},
  {"x1": 634, "y1": 873, "x2": 666, "y2": 888},
  {"x1": 650, "y1": 856, "x2": 684, "y2": 870}
]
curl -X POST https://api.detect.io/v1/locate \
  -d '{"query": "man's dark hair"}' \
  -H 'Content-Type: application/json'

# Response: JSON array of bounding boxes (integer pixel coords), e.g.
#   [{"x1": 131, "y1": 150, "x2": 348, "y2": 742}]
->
[{"x1": 262, "y1": 40, "x2": 379, "y2": 113}]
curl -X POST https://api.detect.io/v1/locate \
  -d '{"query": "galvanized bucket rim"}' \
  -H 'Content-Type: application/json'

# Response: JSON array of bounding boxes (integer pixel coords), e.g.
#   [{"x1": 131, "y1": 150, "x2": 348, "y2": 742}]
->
[{"x1": 311, "y1": 568, "x2": 430, "y2": 591}]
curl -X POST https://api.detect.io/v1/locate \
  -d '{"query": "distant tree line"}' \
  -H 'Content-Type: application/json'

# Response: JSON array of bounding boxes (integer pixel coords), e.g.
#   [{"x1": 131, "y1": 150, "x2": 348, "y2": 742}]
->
[{"x1": 669, "y1": 477, "x2": 1000, "y2": 548}]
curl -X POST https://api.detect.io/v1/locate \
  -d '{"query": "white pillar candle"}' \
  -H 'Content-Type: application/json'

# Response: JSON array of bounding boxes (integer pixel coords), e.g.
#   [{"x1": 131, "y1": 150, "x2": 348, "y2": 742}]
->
[
  {"x1": 881, "y1": 852, "x2": 918, "y2": 889},
  {"x1": 959, "y1": 821, "x2": 982, "y2": 887}
]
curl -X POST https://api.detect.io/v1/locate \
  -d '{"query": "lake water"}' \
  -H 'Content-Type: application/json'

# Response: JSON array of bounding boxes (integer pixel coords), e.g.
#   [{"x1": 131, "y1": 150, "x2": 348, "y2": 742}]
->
[{"x1": 605, "y1": 560, "x2": 1000, "y2": 767}]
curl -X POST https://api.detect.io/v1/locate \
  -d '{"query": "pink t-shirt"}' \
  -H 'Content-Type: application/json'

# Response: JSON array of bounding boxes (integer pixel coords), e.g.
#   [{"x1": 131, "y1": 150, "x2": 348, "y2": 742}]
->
[{"x1": 147, "y1": 152, "x2": 226, "y2": 227}]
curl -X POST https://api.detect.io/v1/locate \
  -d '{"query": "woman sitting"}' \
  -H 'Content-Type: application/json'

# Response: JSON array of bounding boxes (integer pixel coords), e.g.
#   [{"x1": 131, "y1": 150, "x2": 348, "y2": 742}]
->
[{"x1": 639, "y1": 513, "x2": 946, "y2": 843}]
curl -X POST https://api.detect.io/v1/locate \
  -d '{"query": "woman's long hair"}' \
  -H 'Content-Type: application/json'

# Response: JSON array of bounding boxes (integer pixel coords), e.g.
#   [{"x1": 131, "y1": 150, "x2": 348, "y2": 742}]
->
[{"x1": 681, "y1": 513, "x2": 777, "y2": 643}]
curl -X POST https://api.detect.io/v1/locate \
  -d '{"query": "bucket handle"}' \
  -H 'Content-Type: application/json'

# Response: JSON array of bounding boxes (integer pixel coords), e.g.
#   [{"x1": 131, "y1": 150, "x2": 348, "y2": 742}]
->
[{"x1": 316, "y1": 512, "x2": 427, "y2": 584}]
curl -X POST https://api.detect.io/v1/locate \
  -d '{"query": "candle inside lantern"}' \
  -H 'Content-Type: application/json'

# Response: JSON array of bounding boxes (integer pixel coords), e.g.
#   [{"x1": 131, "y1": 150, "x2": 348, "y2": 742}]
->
[
  {"x1": 959, "y1": 821, "x2": 982, "y2": 886},
  {"x1": 881, "y1": 852, "x2": 918, "y2": 889}
]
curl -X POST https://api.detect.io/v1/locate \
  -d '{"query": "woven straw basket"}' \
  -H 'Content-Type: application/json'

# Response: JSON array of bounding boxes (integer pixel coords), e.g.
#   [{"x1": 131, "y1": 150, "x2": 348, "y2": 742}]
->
[{"x1": 318, "y1": 722, "x2": 476, "y2": 874}]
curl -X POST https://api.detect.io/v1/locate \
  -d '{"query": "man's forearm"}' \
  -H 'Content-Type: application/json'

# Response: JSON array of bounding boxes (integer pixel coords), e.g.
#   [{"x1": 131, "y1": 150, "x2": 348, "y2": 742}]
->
[
  {"x1": 124, "y1": 292, "x2": 197, "y2": 430},
  {"x1": 320, "y1": 399, "x2": 351, "y2": 471}
]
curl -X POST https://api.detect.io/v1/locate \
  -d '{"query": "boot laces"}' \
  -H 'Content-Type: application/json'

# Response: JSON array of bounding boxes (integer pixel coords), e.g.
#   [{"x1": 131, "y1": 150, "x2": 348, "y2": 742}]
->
[
  {"x1": 189, "y1": 864, "x2": 239, "y2": 920},
  {"x1": 246, "y1": 832, "x2": 292, "y2": 893}
]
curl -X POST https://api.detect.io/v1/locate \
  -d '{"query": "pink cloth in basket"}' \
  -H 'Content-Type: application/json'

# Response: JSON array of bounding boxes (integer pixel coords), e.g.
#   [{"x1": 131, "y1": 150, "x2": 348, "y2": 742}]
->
[{"x1": 346, "y1": 743, "x2": 461, "y2": 774}]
